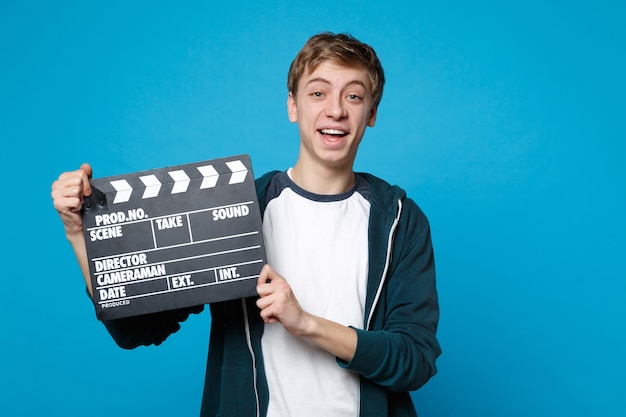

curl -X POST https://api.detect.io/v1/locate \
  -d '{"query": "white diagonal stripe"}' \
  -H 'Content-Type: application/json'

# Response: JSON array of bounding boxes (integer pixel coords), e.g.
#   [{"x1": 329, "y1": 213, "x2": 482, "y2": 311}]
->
[
  {"x1": 110, "y1": 179, "x2": 133, "y2": 203},
  {"x1": 139, "y1": 174, "x2": 161, "y2": 199},
  {"x1": 168, "y1": 170, "x2": 190, "y2": 194},
  {"x1": 226, "y1": 160, "x2": 248, "y2": 184},
  {"x1": 197, "y1": 165, "x2": 219, "y2": 189}
]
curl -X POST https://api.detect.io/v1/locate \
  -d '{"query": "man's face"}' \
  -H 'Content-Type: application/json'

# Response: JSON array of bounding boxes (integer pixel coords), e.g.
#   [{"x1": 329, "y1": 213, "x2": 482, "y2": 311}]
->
[{"x1": 288, "y1": 61, "x2": 378, "y2": 171}]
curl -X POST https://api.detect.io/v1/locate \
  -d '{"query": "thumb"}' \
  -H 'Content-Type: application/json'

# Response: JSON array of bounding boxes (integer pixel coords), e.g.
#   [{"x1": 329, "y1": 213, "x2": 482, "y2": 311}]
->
[
  {"x1": 79, "y1": 163, "x2": 93, "y2": 196},
  {"x1": 257, "y1": 264, "x2": 272, "y2": 286}
]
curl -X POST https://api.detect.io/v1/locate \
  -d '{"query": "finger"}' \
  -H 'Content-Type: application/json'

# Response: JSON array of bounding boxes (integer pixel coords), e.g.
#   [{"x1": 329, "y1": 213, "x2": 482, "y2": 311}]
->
[
  {"x1": 79, "y1": 162, "x2": 93, "y2": 178},
  {"x1": 256, "y1": 295, "x2": 271, "y2": 310},
  {"x1": 256, "y1": 279, "x2": 275, "y2": 298},
  {"x1": 52, "y1": 168, "x2": 91, "y2": 215},
  {"x1": 257, "y1": 264, "x2": 273, "y2": 286},
  {"x1": 54, "y1": 165, "x2": 92, "y2": 196},
  {"x1": 256, "y1": 265, "x2": 276, "y2": 297},
  {"x1": 256, "y1": 300, "x2": 279, "y2": 324},
  {"x1": 52, "y1": 194, "x2": 84, "y2": 214},
  {"x1": 51, "y1": 180, "x2": 85, "y2": 212},
  {"x1": 79, "y1": 163, "x2": 93, "y2": 196},
  {"x1": 261, "y1": 313, "x2": 278, "y2": 324}
]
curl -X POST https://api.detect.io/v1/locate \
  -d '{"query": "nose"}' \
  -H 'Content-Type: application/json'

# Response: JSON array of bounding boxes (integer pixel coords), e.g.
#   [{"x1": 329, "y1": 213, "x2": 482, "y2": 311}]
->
[{"x1": 325, "y1": 96, "x2": 347, "y2": 119}]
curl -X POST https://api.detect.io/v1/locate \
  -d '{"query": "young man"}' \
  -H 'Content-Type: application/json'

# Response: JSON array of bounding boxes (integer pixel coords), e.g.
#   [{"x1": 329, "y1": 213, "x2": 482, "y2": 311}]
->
[{"x1": 51, "y1": 32, "x2": 441, "y2": 417}]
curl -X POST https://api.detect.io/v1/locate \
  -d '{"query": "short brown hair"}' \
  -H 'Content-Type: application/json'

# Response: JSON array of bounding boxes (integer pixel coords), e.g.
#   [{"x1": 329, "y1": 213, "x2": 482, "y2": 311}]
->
[{"x1": 287, "y1": 32, "x2": 385, "y2": 108}]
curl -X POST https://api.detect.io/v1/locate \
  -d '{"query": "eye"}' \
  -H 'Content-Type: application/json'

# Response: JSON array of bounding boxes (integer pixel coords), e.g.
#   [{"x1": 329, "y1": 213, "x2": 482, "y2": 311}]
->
[
  {"x1": 311, "y1": 91, "x2": 324, "y2": 98},
  {"x1": 347, "y1": 94, "x2": 362, "y2": 101}
]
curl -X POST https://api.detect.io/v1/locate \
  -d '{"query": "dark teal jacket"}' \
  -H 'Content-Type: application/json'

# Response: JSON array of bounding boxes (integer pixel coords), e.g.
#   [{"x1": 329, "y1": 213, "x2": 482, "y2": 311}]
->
[{"x1": 103, "y1": 171, "x2": 441, "y2": 417}]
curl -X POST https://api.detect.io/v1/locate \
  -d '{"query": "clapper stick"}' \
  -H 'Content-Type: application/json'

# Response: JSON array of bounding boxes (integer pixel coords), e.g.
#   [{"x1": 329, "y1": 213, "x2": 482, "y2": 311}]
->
[{"x1": 81, "y1": 154, "x2": 267, "y2": 320}]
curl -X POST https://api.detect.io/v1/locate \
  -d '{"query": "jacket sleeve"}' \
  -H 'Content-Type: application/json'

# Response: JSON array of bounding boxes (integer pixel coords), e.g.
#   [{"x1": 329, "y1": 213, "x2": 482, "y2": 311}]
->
[
  {"x1": 101, "y1": 305, "x2": 204, "y2": 349},
  {"x1": 339, "y1": 199, "x2": 441, "y2": 392}
]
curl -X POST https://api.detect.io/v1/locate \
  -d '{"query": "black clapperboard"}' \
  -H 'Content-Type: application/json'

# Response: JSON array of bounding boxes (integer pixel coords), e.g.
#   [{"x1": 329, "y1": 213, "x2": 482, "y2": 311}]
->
[{"x1": 81, "y1": 154, "x2": 266, "y2": 320}]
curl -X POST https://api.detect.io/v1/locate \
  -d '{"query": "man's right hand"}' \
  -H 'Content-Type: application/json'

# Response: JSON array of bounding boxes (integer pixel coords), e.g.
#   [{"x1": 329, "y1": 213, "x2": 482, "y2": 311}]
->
[
  {"x1": 51, "y1": 163, "x2": 93, "y2": 238},
  {"x1": 51, "y1": 163, "x2": 94, "y2": 294}
]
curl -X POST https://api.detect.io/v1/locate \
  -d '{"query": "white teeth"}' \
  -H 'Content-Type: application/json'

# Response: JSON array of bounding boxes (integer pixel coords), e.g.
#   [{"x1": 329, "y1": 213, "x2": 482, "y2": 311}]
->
[{"x1": 321, "y1": 129, "x2": 346, "y2": 135}]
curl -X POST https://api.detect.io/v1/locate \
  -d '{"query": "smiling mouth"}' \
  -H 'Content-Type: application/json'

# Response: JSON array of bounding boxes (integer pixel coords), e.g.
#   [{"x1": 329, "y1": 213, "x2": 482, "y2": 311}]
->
[{"x1": 319, "y1": 128, "x2": 348, "y2": 138}]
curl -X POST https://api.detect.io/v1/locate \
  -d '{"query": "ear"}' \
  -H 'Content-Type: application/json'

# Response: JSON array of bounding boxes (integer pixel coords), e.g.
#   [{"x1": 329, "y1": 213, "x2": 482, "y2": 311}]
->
[
  {"x1": 287, "y1": 92, "x2": 298, "y2": 123},
  {"x1": 367, "y1": 105, "x2": 378, "y2": 127}
]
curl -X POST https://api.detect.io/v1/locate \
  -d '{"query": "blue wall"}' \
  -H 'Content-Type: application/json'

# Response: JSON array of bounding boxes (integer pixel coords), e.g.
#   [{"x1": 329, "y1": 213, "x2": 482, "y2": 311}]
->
[{"x1": 1, "y1": 1, "x2": 624, "y2": 416}]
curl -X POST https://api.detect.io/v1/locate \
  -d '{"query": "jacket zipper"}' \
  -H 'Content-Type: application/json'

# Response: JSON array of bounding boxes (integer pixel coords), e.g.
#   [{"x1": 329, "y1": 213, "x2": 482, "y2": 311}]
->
[
  {"x1": 366, "y1": 198, "x2": 402, "y2": 330},
  {"x1": 242, "y1": 299, "x2": 261, "y2": 417}
]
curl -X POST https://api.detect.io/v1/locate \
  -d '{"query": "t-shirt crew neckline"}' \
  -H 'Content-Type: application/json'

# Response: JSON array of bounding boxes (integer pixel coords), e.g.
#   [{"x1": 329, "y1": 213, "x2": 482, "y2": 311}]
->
[{"x1": 285, "y1": 168, "x2": 365, "y2": 203}]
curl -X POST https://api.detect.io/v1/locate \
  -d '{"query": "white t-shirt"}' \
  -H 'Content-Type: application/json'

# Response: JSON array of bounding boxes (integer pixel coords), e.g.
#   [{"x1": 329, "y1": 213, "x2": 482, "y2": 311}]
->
[{"x1": 261, "y1": 170, "x2": 371, "y2": 417}]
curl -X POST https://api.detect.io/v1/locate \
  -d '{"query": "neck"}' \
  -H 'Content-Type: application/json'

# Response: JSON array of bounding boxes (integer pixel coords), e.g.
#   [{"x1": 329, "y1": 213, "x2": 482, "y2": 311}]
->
[{"x1": 290, "y1": 161, "x2": 355, "y2": 195}]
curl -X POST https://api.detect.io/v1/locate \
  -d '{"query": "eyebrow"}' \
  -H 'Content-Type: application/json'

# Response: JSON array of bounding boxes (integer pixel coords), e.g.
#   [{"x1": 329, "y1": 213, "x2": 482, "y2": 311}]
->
[{"x1": 305, "y1": 77, "x2": 368, "y2": 90}]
